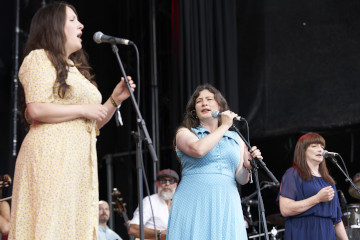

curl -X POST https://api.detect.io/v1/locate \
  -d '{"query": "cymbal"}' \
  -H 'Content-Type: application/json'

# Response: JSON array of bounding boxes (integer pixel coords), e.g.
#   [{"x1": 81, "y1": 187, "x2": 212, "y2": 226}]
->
[
  {"x1": 266, "y1": 213, "x2": 285, "y2": 226},
  {"x1": 348, "y1": 181, "x2": 360, "y2": 200}
]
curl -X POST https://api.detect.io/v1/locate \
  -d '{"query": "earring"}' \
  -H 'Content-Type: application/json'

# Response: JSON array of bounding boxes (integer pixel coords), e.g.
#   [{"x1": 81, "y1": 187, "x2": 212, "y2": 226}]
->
[{"x1": 189, "y1": 110, "x2": 198, "y2": 119}]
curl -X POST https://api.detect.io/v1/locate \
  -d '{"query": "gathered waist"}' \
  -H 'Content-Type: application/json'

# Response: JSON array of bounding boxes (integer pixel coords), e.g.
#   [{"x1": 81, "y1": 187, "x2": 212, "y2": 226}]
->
[
  {"x1": 29, "y1": 118, "x2": 98, "y2": 135},
  {"x1": 181, "y1": 172, "x2": 235, "y2": 183}
]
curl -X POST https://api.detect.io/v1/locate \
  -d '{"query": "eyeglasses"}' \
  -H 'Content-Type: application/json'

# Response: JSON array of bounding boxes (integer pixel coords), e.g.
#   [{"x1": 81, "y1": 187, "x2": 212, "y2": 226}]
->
[{"x1": 158, "y1": 179, "x2": 176, "y2": 185}]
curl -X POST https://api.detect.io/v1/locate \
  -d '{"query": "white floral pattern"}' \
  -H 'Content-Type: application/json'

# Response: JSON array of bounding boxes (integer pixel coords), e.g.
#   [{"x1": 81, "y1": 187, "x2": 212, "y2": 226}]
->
[{"x1": 9, "y1": 49, "x2": 101, "y2": 240}]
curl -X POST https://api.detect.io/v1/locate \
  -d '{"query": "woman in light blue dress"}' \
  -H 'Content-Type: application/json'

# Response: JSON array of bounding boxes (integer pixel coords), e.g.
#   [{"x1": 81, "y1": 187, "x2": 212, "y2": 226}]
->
[{"x1": 167, "y1": 84, "x2": 263, "y2": 239}]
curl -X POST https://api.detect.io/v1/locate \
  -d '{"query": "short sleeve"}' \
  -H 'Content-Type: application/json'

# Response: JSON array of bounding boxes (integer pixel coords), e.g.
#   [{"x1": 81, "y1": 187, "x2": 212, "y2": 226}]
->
[
  {"x1": 279, "y1": 168, "x2": 300, "y2": 201},
  {"x1": 19, "y1": 49, "x2": 56, "y2": 104},
  {"x1": 129, "y1": 195, "x2": 152, "y2": 225}
]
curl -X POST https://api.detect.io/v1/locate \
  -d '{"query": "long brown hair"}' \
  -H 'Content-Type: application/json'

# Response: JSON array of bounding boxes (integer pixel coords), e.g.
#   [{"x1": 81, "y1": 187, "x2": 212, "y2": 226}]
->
[
  {"x1": 173, "y1": 84, "x2": 229, "y2": 147},
  {"x1": 19, "y1": 2, "x2": 95, "y2": 127},
  {"x1": 293, "y1": 132, "x2": 335, "y2": 184}
]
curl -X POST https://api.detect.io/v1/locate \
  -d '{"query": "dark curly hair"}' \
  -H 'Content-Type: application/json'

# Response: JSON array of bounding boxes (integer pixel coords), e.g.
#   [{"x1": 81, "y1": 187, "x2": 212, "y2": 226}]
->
[
  {"x1": 182, "y1": 84, "x2": 228, "y2": 129},
  {"x1": 173, "y1": 83, "x2": 229, "y2": 147},
  {"x1": 19, "y1": 2, "x2": 96, "y2": 128}
]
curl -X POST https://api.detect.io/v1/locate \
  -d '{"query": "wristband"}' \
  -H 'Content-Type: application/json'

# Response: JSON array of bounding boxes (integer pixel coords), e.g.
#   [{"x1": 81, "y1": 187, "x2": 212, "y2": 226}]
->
[
  {"x1": 110, "y1": 95, "x2": 118, "y2": 107},
  {"x1": 243, "y1": 163, "x2": 250, "y2": 173},
  {"x1": 110, "y1": 95, "x2": 123, "y2": 126}
]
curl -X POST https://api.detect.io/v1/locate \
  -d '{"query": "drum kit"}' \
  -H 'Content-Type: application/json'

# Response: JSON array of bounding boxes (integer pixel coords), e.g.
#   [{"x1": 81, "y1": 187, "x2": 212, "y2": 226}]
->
[
  {"x1": 244, "y1": 181, "x2": 285, "y2": 240},
  {"x1": 247, "y1": 213, "x2": 285, "y2": 240},
  {"x1": 340, "y1": 180, "x2": 360, "y2": 239}
]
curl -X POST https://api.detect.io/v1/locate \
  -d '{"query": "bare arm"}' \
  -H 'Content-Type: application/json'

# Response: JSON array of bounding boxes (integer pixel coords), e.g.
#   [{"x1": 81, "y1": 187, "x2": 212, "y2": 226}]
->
[
  {"x1": 335, "y1": 221, "x2": 348, "y2": 240},
  {"x1": 96, "y1": 98, "x2": 117, "y2": 129},
  {"x1": 235, "y1": 166, "x2": 249, "y2": 185},
  {"x1": 235, "y1": 145, "x2": 263, "y2": 185},
  {"x1": 176, "y1": 125, "x2": 230, "y2": 158},
  {"x1": 176, "y1": 110, "x2": 238, "y2": 158},
  {"x1": 97, "y1": 76, "x2": 136, "y2": 129},
  {"x1": 128, "y1": 224, "x2": 166, "y2": 239},
  {"x1": 27, "y1": 102, "x2": 108, "y2": 124},
  {"x1": 26, "y1": 77, "x2": 136, "y2": 128},
  {"x1": 279, "y1": 186, "x2": 334, "y2": 217},
  {"x1": 0, "y1": 201, "x2": 10, "y2": 235}
]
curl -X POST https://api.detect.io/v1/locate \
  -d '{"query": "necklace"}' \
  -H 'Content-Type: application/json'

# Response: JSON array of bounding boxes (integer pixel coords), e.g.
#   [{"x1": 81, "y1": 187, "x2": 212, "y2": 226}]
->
[{"x1": 311, "y1": 170, "x2": 320, "y2": 177}]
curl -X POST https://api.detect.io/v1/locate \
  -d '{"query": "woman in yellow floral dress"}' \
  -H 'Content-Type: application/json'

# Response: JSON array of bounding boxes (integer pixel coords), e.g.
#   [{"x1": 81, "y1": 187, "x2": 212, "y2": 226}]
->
[{"x1": 9, "y1": 2, "x2": 135, "y2": 240}]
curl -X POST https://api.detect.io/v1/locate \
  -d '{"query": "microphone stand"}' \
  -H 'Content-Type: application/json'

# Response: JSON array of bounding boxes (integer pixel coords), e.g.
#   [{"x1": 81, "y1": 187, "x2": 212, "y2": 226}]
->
[
  {"x1": 251, "y1": 160, "x2": 269, "y2": 240},
  {"x1": 110, "y1": 44, "x2": 159, "y2": 240},
  {"x1": 241, "y1": 183, "x2": 276, "y2": 204},
  {"x1": 241, "y1": 183, "x2": 279, "y2": 236},
  {"x1": 232, "y1": 125, "x2": 279, "y2": 240},
  {"x1": 329, "y1": 156, "x2": 360, "y2": 196}
]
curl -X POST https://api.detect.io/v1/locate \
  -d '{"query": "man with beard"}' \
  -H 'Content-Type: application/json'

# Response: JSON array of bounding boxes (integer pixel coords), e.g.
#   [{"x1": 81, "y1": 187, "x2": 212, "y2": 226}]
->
[
  {"x1": 128, "y1": 169, "x2": 179, "y2": 240},
  {"x1": 98, "y1": 200, "x2": 122, "y2": 240}
]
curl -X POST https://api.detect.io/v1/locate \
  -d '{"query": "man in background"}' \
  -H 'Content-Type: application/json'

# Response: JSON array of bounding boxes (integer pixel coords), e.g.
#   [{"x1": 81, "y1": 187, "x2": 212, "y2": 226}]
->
[
  {"x1": 128, "y1": 169, "x2": 179, "y2": 240},
  {"x1": 98, "y1": 200, "x2": 122, "y2": 240}
]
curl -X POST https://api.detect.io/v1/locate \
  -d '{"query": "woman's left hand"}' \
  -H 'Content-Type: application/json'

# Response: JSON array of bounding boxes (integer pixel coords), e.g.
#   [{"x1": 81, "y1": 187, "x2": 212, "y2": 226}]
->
[
  {"x1": 243, "y1": 146, "x2": 263, "y2": 170},
  {"x1": 250, "y1": 146, "x2": 263, "y2": 160},
  {"x1": 112, "y1": 76, "x2": 136, "y2": 105}
]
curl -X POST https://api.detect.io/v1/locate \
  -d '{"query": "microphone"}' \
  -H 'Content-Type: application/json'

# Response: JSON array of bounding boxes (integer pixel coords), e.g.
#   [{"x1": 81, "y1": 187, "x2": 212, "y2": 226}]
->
[
  {"x1": 338, "y1": 190, "x2": 347, "y2": 207},
  {"x1": 93, "y1": 31, "x2": 132, "y2": 45},
  {"x1": 322, "y1": 150, "x2": 338, "y2": 158},
  {"x1": 211, "y1": 110, "x2": 244, "y2": 121}
]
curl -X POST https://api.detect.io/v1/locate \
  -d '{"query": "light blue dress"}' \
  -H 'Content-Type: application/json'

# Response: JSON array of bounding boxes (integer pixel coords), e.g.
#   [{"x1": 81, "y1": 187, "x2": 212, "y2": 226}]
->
[{"x1": 167, "y1": 125, "x2": 247, "y2": 239}]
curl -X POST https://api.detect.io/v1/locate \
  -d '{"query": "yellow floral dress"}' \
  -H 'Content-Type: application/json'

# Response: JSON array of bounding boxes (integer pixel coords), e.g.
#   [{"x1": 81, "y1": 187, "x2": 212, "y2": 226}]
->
[{"x1": 9, "y1": 49, "x2": 101, "y2": 240}]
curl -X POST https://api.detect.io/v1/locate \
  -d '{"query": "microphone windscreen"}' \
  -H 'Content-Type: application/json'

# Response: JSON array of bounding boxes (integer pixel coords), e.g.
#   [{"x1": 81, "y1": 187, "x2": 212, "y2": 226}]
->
[
  {"x1": 93, "y1": 31, "x2": 103, "y2": 44},
  {"x1": 211, "y1": 110, "x2": 220, "y2": 119}
]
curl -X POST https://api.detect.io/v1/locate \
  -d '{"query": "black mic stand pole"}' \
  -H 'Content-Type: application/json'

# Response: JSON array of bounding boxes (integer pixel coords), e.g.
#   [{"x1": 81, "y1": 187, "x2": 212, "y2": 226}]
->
[
  {"x1": 241, "y1": 184, "x2": 275, "y2": 204},
  {"x1": 251, "y1": 159, "x2": 269, "y2": 240},
  {"x1": 329, "y1": 156, "x2": 360, "y2": 196},
  {"x1": 110, "y1": 44, "x2": 159, "y2": 240},
  {"x1": 232, "y1": 125, "x2": 279, "y2": 185},
  {"x1": 232, "y1": 125, "x2": 279, "y2": 240},
  {"x1": 241, "y1": 183, "x2": 276, "y2": 237}
]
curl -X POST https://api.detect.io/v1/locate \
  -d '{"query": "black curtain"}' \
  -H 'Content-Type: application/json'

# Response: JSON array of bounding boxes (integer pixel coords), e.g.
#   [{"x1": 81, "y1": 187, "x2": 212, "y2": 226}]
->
[
  {"x1": 172, "y1": 0, "x2": 360, "y2": 139},
  {"x1": 262, "y1": 0, "x2": 360, "y2": 137},
  {"x1": 170, "y1": 0, "x2": 239, "y2": 122},
  {"x1": 170, "y1": 0, "x2": 266, "y2": 142}
]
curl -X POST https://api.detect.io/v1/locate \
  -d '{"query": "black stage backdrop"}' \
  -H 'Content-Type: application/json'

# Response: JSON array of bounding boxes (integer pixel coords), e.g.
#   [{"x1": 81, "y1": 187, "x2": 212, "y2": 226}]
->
[{"x1": 1, "y1": 0, "x2": 360, "y2": 238}]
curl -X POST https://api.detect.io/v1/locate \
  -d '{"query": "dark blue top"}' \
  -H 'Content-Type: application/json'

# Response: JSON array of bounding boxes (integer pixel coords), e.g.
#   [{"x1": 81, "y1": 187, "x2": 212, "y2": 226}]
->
[{"x1": 278, "y1": 167, "x2": 342, "y2": 240}]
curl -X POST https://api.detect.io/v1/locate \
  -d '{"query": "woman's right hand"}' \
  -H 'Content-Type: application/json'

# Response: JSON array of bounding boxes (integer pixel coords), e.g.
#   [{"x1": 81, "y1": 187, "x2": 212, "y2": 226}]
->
[
  {"x1": 82, "y1": 104, "x2": 108, "y2": 122},
  {"x1": 280, "y1": 185, "x2": 335, "y2": 217},
  {"x1": 220, "y1": 110, "x2": 238, "y2": 127},
  {"x1": 316, "y1": 186, "x2": 335, "y2": 203}
]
